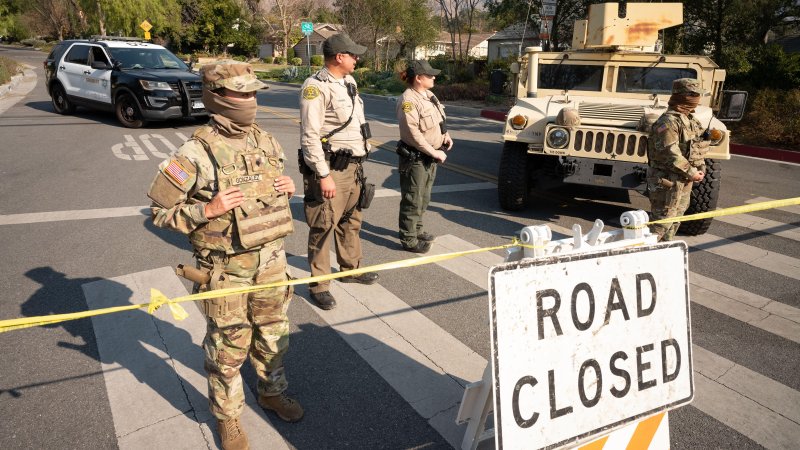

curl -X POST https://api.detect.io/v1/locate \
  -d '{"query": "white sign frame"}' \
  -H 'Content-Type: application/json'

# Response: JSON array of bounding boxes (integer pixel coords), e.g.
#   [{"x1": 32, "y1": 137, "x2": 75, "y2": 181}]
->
[
  {"x1": 542, "y1": 5, "x2": 557, "y2": 16},
  {"x1": 489, "y1": 242, "x2": 693, "y2": 450}
]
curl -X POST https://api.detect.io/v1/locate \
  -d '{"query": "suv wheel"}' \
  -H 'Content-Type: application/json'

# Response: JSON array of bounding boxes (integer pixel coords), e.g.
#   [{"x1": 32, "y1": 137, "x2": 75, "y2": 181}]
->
[
  {"x1": 115, "y1": 93, "x2": 146, "y2": 128},
  {"x1": 679, "y1": 159, "x2": 721, "y2": 236},
  {"x1": 51, "y1": 83, "x2": 75, "y2": 114},
  {"x1": 498, "y1": 141, "x2": 532, "y2": 210}
]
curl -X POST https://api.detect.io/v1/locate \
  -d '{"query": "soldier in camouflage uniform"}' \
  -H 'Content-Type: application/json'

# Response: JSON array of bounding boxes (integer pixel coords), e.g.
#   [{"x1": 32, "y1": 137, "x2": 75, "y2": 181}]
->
[
  {"x1": 299, "y1": 34, "x2": 379, "y2": 311},
  {"x1": 395, "y1": 60, "x2": 453, "y2": 253},
  {"x1": 147, "y1": 61, "x2": 302, "y2": 450},
  {"x1": 647, "y1": 78, "x2": 711, "y2": 241}
]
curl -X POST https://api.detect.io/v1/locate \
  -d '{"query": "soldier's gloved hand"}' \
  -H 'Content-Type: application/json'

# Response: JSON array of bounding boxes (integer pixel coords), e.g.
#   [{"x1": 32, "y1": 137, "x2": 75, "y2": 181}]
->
[
  {"x1": 691, "y1": 171, "x2": 705, "y2": 182},
  {"x1": 274, "y1": 175, "x2": 296, "y2": 199},
  {"x1": 205, "y1": 187, "x2": 245, "y2": 219},
  {"x1": 320, "y1": 175, "x2": 336, "y2": 199},
  {"x1": 435, "y1": 150, "x2": 447, "y2": 163}
]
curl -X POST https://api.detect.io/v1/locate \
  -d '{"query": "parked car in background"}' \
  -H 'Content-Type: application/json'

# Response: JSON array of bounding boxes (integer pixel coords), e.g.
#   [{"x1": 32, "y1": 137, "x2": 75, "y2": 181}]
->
[{"x1": 44, "y1": 36, "x2": 207, "y2": 128}]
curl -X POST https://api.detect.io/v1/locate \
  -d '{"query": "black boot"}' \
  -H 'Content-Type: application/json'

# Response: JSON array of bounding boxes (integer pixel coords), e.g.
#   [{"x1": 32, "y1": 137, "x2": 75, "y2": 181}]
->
[{"x1": 310, "y1": 291, "x2": 336, "y2": 310}]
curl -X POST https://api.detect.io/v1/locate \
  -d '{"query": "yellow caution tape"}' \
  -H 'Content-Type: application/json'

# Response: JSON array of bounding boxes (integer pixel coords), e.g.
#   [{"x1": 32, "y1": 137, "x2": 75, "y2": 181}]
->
[
  {"x1": 646, "y1": 196, "x2": 800, "y2": 225},
  {"x1": 4, "y1": 196, "x2": 796, "y2": 335},
  {"x1": 0, "y1": 242, "x2": 522, "y2": 335}
]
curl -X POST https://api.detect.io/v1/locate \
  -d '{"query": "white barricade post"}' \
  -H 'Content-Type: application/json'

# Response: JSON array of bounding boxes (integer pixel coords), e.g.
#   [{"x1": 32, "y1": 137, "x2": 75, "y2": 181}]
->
[{"x1": 457, "y1": 211, "x2": 693, "y2": 450}]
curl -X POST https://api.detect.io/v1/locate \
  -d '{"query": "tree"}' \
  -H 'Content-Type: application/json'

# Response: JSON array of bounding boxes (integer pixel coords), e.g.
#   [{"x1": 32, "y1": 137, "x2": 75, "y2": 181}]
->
[
  {"x1": 269, "y1": 0, "x2": 315, "y2": 58},
  {"x1": 395, "y1": 0, "x2": 438, "y2": 59}
]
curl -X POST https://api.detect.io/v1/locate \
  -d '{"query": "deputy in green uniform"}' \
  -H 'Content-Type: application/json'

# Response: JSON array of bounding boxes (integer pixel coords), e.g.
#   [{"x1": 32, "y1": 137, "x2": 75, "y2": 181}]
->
[
  {"x1": 299, "y1": 33, "x2": 379, "y2": 310},
  {"x1": 395, "y1": 60, "x2": 453, "y2": 253},
  {"x1": 147, "y1": 61, "x2": 302, "y2": 450},
  {"x1": 647, "y1": 78, "x2": 712, "y2": 241}
]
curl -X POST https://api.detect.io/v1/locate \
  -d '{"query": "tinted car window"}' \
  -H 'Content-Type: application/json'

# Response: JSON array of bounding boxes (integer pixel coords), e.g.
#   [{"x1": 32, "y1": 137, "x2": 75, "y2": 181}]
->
[
  {"x1": 539, "y1": 64, "x2": 604, "y2": 91},
  {"x1": 47, "y1": 44, "x2": 65, "y2": 61},
  {"x1": 107, "y1": 48, "x2": 188, "y2": 70},
  {"x1": 65, "y1": 45, "x2": 90, "y2": 65},
  {"x1": 616, "y1": 67, "x2": 698, "y2": 94},
  {"x1": 90, "y1": 46, "x2": 110, "y2": 65}
]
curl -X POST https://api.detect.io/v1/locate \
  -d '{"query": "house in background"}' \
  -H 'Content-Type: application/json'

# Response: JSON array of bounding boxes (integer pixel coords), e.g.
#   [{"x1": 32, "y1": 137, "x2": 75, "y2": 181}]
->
[
  {"x1": 292, "y1": 23, "x2": 343, "y2": 64},
  {"x1": 486, "y1": 23, "x2": 541, "y2": 62},
  {"x1": 414, "y1": 31, "x2": 495, "y2": 60}
]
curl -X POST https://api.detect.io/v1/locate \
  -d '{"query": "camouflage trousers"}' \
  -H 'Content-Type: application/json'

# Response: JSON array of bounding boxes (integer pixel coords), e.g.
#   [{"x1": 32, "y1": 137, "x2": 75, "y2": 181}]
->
[
  {"x1": 647, "y1": 169, "x2": 693, "y2": 241},
  {"x1": 196, "y1": 239, "x2": 292, "y2": 420},
  {"x1": 398, "y1": 156, "x2": 437, "y2": 247},
  {"x1": 303, "y1": 163, "x2": 363, "y2": 294}
]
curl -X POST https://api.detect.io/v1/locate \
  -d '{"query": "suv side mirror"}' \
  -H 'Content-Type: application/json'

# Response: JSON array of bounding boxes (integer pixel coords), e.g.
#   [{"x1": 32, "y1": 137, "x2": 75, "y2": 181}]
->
[
  {"x1": 717, "y1": 90, "x2": 748, "y2": 122},
  {"x1": 91, "y1": 61, "x2": 111, "y2": 70}
]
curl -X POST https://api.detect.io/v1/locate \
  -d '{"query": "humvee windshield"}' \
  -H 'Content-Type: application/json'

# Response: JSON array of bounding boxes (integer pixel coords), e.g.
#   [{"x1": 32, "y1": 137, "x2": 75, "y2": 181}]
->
[
  {"x1": 616, "y1": 67, "x2": 698, "y2": 94},
  {"x1": 539, "y1": 64, "x2": 603, "y2": 91},
  {"x1": 538, "y1": 63, "x2": 699, "y2": 94}
]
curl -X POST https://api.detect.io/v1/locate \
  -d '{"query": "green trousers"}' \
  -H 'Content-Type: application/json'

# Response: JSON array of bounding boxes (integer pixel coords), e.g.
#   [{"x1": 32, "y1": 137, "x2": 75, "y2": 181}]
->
[{"x1": 399, "y1": 156, "x2": 437, "y2": 247}]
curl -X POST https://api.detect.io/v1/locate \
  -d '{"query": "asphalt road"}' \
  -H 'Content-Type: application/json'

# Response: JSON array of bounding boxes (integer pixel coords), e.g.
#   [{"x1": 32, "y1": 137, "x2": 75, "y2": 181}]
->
[{"x1": 1, "y1": 45, "x2": 798, "y2": 450}]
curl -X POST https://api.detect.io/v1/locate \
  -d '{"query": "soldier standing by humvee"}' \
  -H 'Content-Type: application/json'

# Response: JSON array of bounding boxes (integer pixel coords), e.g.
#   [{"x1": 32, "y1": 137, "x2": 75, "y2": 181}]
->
[
  {"x1": 147, "y1": 61, "x2": 302, "y2": 450},
  {"x1": 647, "y1": 78, "x2": 712, "y2": 241},
  {"x1": 299, "y1": 33, "x2": 379, "y2": 311},
  {"x1": 395, "y1": 60, "x2": 453, "y2": 253}
]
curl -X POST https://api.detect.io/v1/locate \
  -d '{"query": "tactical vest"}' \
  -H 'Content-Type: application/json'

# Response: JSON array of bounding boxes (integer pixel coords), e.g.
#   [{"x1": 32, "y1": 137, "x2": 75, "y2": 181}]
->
[
  {"x1": 650, "y1": 112, "x2": 710, "y2": 168},
  {"x1": 189, "y1": 125, "x2": 293, "y2": 253}
]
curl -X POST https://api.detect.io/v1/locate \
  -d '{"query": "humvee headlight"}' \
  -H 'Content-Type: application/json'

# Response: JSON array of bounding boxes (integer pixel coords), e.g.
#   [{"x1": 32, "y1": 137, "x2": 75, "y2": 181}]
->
[
  {"x1": 510, "y1": 114, "x2": 528, "y2": 130},
  {"x1": 547, "y1": 127, "x2": 570, "y2": 149},
  {"x1": 709, "y1": 128, "x2": 724, "y2": 145}
]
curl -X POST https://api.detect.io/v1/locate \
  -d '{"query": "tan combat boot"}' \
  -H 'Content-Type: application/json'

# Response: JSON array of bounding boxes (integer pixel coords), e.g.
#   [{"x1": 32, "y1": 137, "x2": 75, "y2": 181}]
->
[
  {"x1": 258, "y1": 393, "x2": 304, "y2": 422},
  {"x1": 217, "y1": 417, "x2": 249, "y2": 450}
]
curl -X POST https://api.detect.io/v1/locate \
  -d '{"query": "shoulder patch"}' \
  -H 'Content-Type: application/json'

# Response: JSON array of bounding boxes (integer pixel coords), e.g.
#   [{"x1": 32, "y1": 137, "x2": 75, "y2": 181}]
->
[
  {"x1": 164, "y1": 159, "x2": 191, "y2": 185},
  {"x1": 402, "y1": 101, "x2": 413, "y2": 113},
  {"x1": 302, "y1": 85, "x2": 320, "y2": 100},
  {"x1": 657, "y1": 123, "x2": 668, "y2": 133}
]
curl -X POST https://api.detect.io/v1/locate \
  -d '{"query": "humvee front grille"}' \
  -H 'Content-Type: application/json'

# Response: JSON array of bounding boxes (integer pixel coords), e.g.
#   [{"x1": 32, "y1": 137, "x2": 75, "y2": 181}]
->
[
  {"x1": 572, "y1": 129, "x2": 648, "y2": 158},
  {"x1": 579, "y1": 102, "x2": 644, "y2": 122}
]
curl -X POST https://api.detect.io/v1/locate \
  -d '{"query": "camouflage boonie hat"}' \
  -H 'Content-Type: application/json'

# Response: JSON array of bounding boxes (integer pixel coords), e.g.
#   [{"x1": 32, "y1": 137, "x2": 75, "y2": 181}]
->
[
  {"x1": 671, "y1": 78, "x2": 704, "y2": 95},
  {"x1": 201, "y1": 61, "x2": 267, "y2": 93}
]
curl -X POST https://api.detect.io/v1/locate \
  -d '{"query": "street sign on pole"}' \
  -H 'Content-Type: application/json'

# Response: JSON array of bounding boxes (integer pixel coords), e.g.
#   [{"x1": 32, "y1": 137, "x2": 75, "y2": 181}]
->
[
  {"x1": 140, "y1": 20, "x2": 152, "y2": 41},
  {"x1": 542, "y1": 4, "x2": 556, "y2": 16},
  {"x1": 301, "y1": 22, "x2": 313, "y2": 70},
  {"x1": 489, "y1": 242, "x2": 693, "y2": 450},
  {"x1": 301, "y1": 22, "x2": 313, "y2": 35}
]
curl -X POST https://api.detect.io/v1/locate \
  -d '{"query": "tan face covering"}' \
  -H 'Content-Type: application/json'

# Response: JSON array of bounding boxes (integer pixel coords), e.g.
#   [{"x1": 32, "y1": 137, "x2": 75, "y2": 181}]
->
[
  {"x1": 202, "y1": 89, "x2": 257, "y2": 138},
  {"x1": 668, "y1": 93, "x2": 701, "y2": 115}
]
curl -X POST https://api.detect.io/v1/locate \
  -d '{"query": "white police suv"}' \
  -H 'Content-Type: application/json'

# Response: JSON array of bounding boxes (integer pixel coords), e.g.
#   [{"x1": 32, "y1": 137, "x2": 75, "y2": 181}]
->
[{"x1": 45, "y1": 36, "x2": 207, "y2": 128}]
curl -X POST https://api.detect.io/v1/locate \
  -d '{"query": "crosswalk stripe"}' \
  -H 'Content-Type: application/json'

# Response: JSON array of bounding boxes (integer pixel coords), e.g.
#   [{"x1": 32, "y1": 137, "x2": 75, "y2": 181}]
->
[
  {"x1": 287, "y1": 255, "x2": 486, "y2": 448},
  {"x1": 429, "y1": 234, "x2": 800, "y2": 448},
  {"x1": 714, "y1": 212, "x2": 800, "y2": 243},
  {"x1": 747, "y1": 197, "x2": 800, "y2": 215},
  {"x1": 82, "y1": 267, "x2": 289, "y2": 450},
  {"x1": 682, "y1": 233, "x2": 800, "y2": 279}
]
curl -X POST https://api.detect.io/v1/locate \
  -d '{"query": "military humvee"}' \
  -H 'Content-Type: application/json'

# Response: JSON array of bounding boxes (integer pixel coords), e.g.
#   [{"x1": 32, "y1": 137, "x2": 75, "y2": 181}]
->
[{"x1": 498, "y1": 2, "x2": 747, "y2": 235}]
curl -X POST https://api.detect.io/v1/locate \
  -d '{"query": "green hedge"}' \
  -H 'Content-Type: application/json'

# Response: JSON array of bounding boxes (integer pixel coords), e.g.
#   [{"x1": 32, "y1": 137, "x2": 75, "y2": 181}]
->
[{"x1": 732, "y1": 88, "x2": 800, "y2": 150}]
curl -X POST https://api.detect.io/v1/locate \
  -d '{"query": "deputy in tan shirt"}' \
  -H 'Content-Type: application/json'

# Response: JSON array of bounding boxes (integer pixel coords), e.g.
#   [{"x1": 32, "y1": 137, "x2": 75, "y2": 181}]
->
[
  {"x1": 395, "y1": 60, "x2": 453, "y2": 253},
  {"x1": 298, "y1": 33, "x2": 378, "y2": 310}
]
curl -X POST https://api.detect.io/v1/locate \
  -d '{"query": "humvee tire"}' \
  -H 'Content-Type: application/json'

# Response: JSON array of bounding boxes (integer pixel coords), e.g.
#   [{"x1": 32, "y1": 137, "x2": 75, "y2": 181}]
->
[
  {"x1": 498, "y1": 141, "x2": 530, "y2": 210},
  {"x1": 679, "y1": 159, "x2": 721, "y2": 236}
]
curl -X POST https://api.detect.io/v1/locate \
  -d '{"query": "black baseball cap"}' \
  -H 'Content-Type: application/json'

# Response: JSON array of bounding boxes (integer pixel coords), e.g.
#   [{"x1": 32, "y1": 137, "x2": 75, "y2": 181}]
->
[
  {"x1": 323, "y1": 34, "x2": 367, "y2": 57},
  {"x1": 409, "y1": 60, "x2": 441, "y2": 76}
]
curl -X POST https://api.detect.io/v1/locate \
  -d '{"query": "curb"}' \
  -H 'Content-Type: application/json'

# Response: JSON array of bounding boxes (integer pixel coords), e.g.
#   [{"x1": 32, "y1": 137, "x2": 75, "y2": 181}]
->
[
  {"x1": 477, "y1": 108, "x2": 798, "y2": 163},
  {"x1": 730, "y1": 144, "x2": 800, "y2": 164}
]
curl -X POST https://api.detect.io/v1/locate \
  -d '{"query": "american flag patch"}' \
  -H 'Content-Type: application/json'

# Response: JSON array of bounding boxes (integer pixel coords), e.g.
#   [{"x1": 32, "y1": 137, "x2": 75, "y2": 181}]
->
[{"x1": 165, "y1": 160, "x2": 190, "y2": 185}]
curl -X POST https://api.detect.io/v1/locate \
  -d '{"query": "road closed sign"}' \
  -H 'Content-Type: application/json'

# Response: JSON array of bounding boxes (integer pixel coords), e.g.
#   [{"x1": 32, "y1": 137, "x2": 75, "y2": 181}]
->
[{"x1": 489, "y1": 242, "x2": 693, "y2": 450}]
